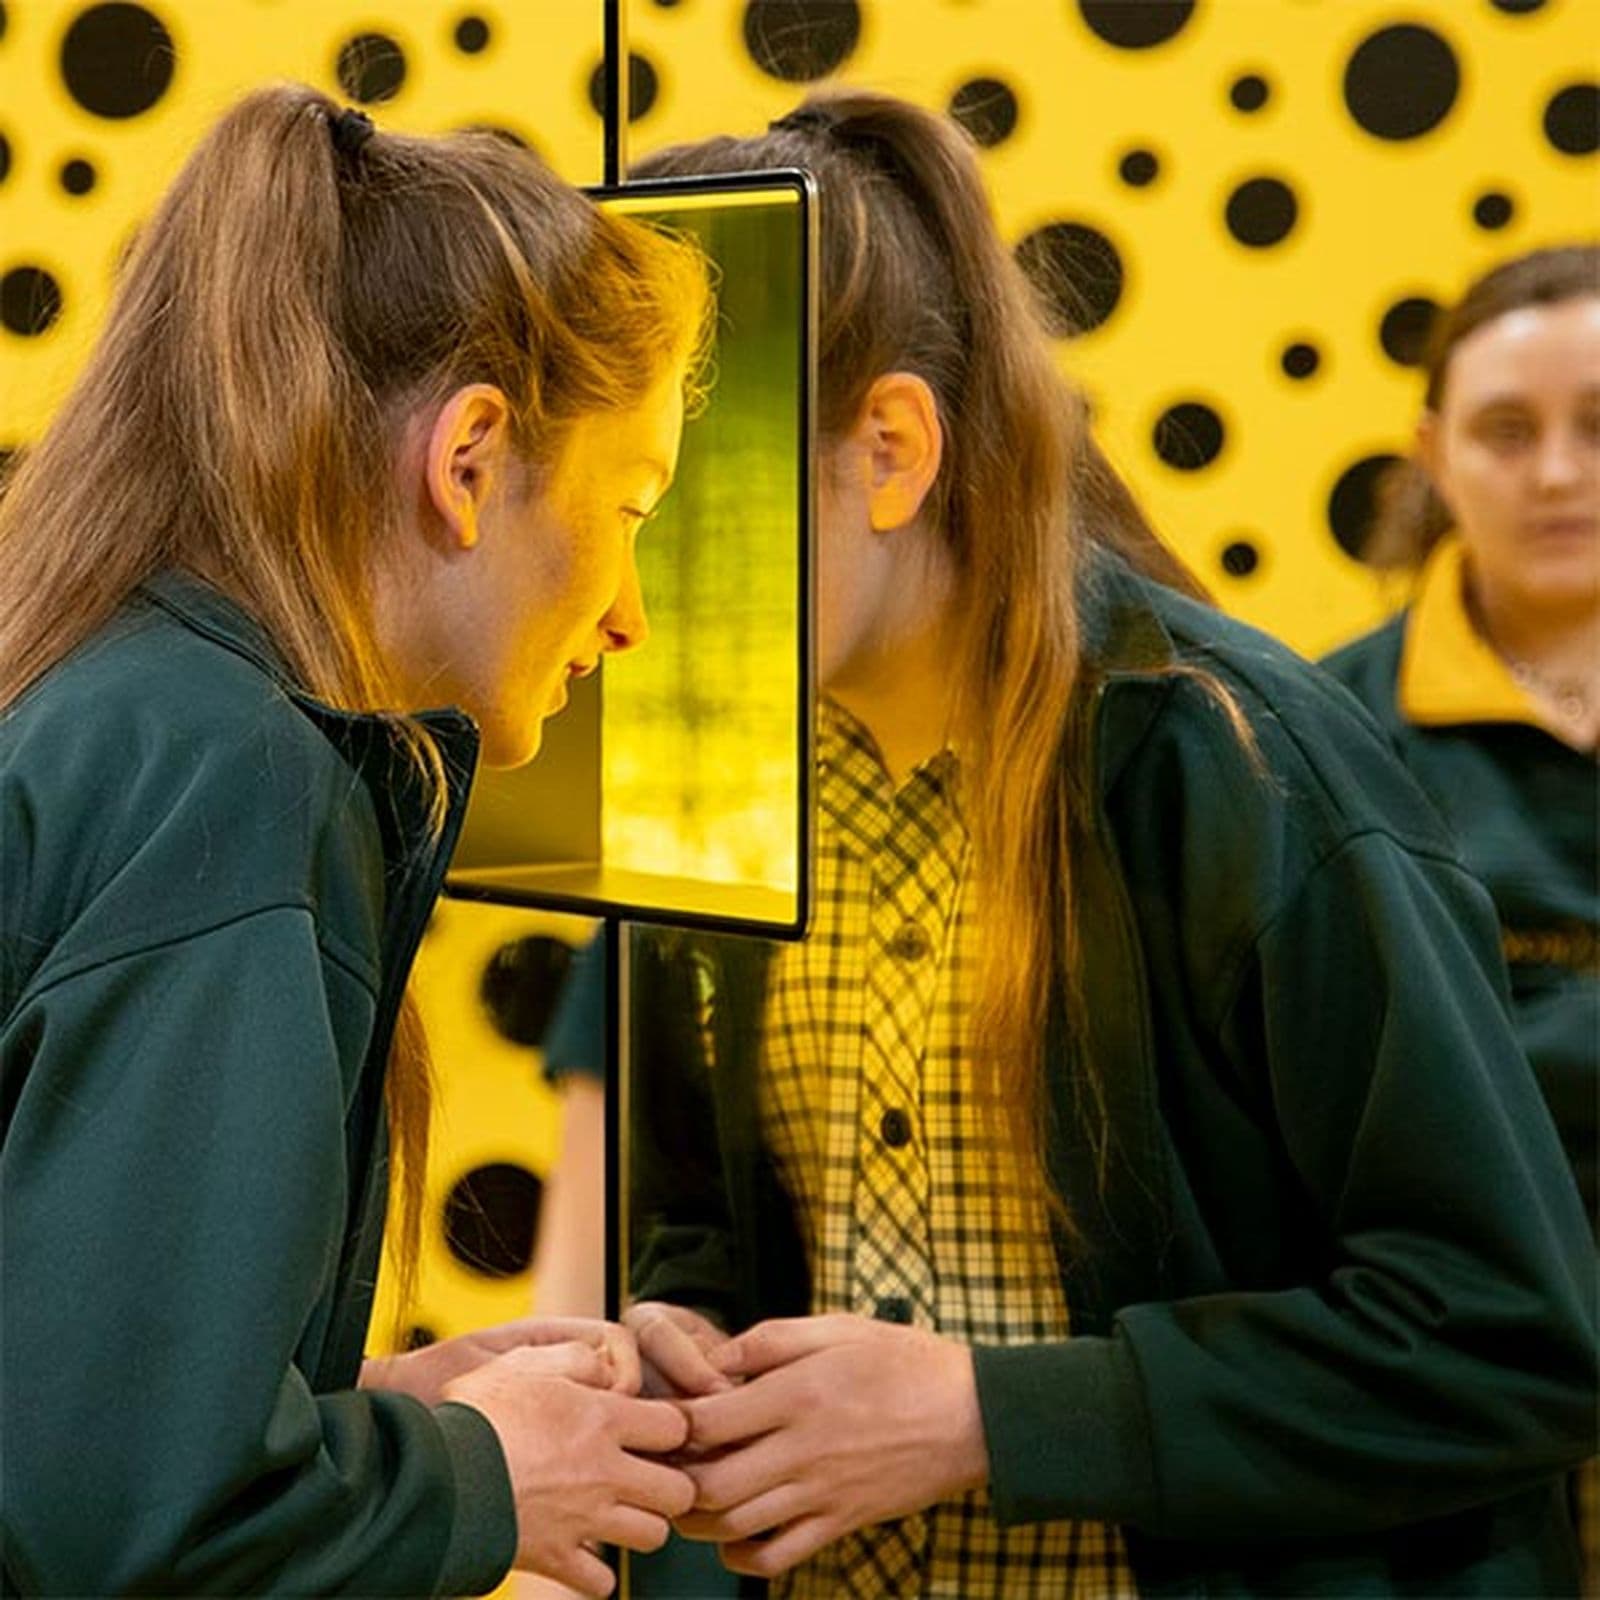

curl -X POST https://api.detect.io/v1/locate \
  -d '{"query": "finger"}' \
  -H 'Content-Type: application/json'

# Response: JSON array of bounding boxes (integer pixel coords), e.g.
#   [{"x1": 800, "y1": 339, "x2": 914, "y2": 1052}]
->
[
  {"x1": 476, "y1": 1315, "x2": 610, "y2": 1354},
  {"x1": 607, "y1": 1392, "x2": 691, "y2": 1454},
  {"x1": 614, "y1": 1453, "x2": 697, "y2": 1519},
  {"x1": 685, "y1": 1433, "x2": 795, "y2": 1511},
  {"x1": 633, "y1": 1310, "x2": 733, "y2": 1397},
  {"x1": 524, "y1": 1543, "x2": 616, "y2": 1597},
  {"x1": 509, "y1": 1342, "x2": 612, "y2": 1388},
  {"x1": 720, "y1": 1517, "x2": 836, "y2": 1580},
  {"x1": 712, "y1": 1315, "x2": 865, "y2": 1378},
  {"x1": 593, "y1": 1504, "x2": 672, "y2": 1555},
  {"x1": 681, "y1": 1370, "x2": 804, "y2": 1453},
  {"x1": 675, "y1": 1482, "x2": 809, "y2": 1543},
  {"x1": 598, "y1": 1325, "x2": 642, "y2": 1395}
]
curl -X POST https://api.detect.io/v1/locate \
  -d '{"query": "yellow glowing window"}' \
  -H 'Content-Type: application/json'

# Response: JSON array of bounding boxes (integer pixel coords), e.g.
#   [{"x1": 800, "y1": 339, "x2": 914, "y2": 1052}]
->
[{"x1": 448, "y1": 173, "x2": 816, "y2": 938}]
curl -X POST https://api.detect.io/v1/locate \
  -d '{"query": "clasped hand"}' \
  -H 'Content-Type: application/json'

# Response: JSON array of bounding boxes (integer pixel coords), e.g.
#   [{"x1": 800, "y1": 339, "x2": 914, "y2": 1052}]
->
[{"x1": 625, "y1": 1305, "x2": 989, "y2": 1581}]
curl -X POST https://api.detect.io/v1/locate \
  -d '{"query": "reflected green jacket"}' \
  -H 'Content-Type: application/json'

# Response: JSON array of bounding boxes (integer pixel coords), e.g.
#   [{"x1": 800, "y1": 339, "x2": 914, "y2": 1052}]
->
[
  {"x1": 0, "y1": 574, "x2": 516, "y2": 1595},
  {"x1": 630, "y1": 550, "x2": 1598, "y2": 1598}
]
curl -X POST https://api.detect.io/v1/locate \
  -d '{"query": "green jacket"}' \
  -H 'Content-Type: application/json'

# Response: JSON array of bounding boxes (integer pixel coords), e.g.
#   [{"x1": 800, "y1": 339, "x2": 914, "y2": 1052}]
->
[
  {"x1": 630, "y1": 552, "x2": 1598, "y2": 1597},
  {"x1": 1324, "y1": 612, "x2": 1599, "y2": 1227},
  {"x1": 1, "y1": 574, "x2": 516, "y2": 1595}
]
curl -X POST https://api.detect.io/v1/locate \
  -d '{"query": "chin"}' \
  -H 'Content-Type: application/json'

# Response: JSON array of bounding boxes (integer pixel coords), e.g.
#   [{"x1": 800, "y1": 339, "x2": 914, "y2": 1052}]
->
[{"x1": 477, "y1": 718, "x2": 546, "y2": 771}]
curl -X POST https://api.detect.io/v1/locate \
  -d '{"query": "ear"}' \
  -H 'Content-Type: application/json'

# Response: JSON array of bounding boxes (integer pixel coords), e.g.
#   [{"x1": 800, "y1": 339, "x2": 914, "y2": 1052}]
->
[
  {"x1": 846, "y1": 372, "x2": 944, "y2": 534},
  {"x1": 422, "y1": 384, "x2": 514, "y2": 552}
]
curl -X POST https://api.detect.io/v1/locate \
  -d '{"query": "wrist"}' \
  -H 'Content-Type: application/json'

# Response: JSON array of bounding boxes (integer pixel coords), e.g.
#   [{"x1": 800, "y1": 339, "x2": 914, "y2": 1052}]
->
[{"x1": 940, "y1": 1341, "x2": 990, "y2": 1495}]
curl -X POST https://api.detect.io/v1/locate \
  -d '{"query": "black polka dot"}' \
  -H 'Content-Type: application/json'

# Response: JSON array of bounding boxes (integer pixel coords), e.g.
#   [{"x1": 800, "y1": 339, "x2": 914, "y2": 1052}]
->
[
  {"x1": 0, "y1": 132, "x2": 9, "y2": 186},
  {"x1": 453, "y1": 15, "x2": 490, "y2": 54},
  {"x1": 1221, "y1": 539, "x2": 1260, "y2": 578},
  {"x1": 1328, "y1": 453, "x2": 1402, "y2": 561},
  {"x1": 653, "y1": 0, "x2": 685, "y2": 6},
  {"x1": 0, "y1": 2, "x2": 7, "y2": 42},
  {"x1": 402, "y1": 1324, "x2": 438, "y2": 1350},
  {"x1": 1, "y1": 267, "x2": 63, "y2": 337},
  {"x1": 60, "y1": 157, "x2": 96, "y2": 196},
  {"x1": 1230, "y1": 73, "x2": 1270, "y2": 112},
  {"x1": 1015, "y1": 221, "x2": 1124, "y2": 336},
  {"x1": 1153, "y1": 401, "x2": 1226, "y2": 471},
  {"x1": 479, "y1": 935, "x2": 575, "y2": 1047},
  {"x1": 588, "y1": 53, "x2": 659, "y2": 123},
  {"x1": 949, "y1": 77, "x2": 1019, "y2": 148},
  {"x1": 443, "y1": 1164, "x2": 544, "y2": 1278},
  {"x1": 335, "y1": 32, "x2": 406, "y2": 105},
  {"x1": 1472, "y1": 189, "x2": 1515, "y2": 230},
  {"x1": 1119, "y1": 147, "x2": 1160, "y2": 187},
  {"x1": 1343, "y1": 25, "x2": 1460, "y2": 141},
  {"x1": 1544, "y1": 83, "x2": 1599, "y2": 156},
  {"x1": 61, "y1": 4, "x2": 176, "y2": 120},
  {"x1": 1489, "y1": 0, "x2": 1547, "y2": 12},
  {"x1": 1078, "y1": 0, "x2": 1195, "y2": 48},
  {"x1": 1281, "y1": 341, "x2": 1321, "y2": 379},
  {"x1": 1379, "y1": 296, "x2": 1440, "y2": 368},
  {"x1": 1225, "y1": 177, "x2": 1298, "y2": 248},
  {"x1": 743, "y1": 0, "x2": 860, "y2": 81}
]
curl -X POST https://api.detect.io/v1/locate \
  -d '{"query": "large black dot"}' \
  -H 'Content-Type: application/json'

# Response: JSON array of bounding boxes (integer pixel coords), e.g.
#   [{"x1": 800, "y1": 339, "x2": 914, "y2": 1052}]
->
[
  {"x1": 1225, "y1": 176, "x2": 1298, "y2": 247},
  {"x1": 1472, "y1": 189, "x2": 1515, "y2": 230},
  {"x1": 402, "y1": 1324, "x2": 438, "y2": 1351},
  {"x1": 0, "y1": 133, "x2": 9, "y2": 186},
  {"x1": 61, "y1": 4, "x2": 176, "y2": 120},
  {"x1": 1153, "y1": 401, "x2": 1226, "y2": 471},
  {"x1": 1328, "y1": 452, "x2": 1402, "y2": 561},
  {"x1": 1379, "y1": 296, "x2": 1440, "y2": 368},
  {"x1": 1489, "y1": 0, "x2": 1547, "y2": 12},
  {"x1": 1544, "y1": 84, "x2": 1599, "y2": 156},
  {"x1": 1343, "y1": 25, "x2": 1459, "y2": 141},
  {"x1": 949, "y1": 77, "x2": 1019, "y2": 148},
  {"x1": 1230, "y1": 73, "x2": 1270, "y2": 112},
  {"x1": 1014, "y1": 221, "x2": 1124, "y2": 336},
  {"x1": 588, "y1": 52, "x2": 659, "y2": 122},
  {"x1": 335, "y1": 32, "x2": 406, "y2": 105},
  {"x1": 479, "y1": 935, "x2": 575, "y2": 1048},
  {"x1": 1281, "y1": 340, "x2": 1321, "y2": 379},
  {"x1": 60, "y1": 157, "x2": 97, "y2": 196},
  {"x1": 454, "y1": 16, "x2": 490, "y2": 54},
  {"x1": 1221, "y1": 538, "x2": 1260, "y2": 578},
  {"x1": 443, "y1": 1164, "x2": 544, "y2": 1278},
  {"x1": 1119, "y1": 147, "x2": 1160, "y2": 187},
  {"x1": 743, "y1": 0, "x2": 860, "y2": 81},
  {"x1": 1, "y1": 267, "x2": 63, "y2": 336},
  {"x1": 0, "y1": 2, "x2": 7, "y2": 42},
  {"x1": 1078, "y1": 0, "x2": 1195, "y2": 49}
]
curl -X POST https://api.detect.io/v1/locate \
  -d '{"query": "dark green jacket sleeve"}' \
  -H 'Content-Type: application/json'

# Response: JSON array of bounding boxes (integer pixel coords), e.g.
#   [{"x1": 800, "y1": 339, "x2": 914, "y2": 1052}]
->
[
  {"x1": 975, "y1": 832, "x2": 1596, "y2": 1536},
  {"x1": 0, "y1": 907, "x2": 514, "y2": 1595}
]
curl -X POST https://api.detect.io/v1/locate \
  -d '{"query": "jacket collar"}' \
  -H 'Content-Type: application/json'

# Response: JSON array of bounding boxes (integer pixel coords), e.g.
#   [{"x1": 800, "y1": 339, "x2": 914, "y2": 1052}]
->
[{"x1": 140, "y1": 569, "x2": 302, "y2": 692}]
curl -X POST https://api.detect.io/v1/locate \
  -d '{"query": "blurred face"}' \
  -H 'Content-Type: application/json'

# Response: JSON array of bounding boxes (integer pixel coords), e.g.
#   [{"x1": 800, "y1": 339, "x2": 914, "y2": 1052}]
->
[
  {"x1": 1423, "y1": 295, "x2": 1600, "y2": 619},
  {"x1": 446, "y1": 365, "x2": 684, "y2": 767}
]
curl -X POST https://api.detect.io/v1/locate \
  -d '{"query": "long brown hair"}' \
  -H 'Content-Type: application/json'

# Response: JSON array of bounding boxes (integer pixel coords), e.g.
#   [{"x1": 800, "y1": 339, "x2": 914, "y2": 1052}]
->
[
  {"x1": 636, "y1": 92, "x2": 1209, "y2": 1227},
  {"x1": 0, "y1": 84, "x2": 711, "y2": 1305},
  {"x1": 1367, "y1": 243, "x2": 1600, "y2": 569}
]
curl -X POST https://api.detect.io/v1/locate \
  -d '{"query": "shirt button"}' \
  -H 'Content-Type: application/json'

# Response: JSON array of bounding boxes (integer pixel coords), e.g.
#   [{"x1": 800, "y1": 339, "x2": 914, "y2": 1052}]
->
[
  {"x1": 874, "y1": 1296, "x2": 913, "y2": 1324},
  {"x1": 879, "y1": 1108, "x2": 912, "y2": 1148},
  {"x1": 889, "y1": 922, "x2": 932, "y2": 962}
]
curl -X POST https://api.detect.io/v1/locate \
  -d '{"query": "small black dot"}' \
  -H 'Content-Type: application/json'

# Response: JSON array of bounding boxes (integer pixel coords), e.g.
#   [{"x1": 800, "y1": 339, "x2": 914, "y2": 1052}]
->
[
  {"x1": 1119, "y1": 147, "x2": 1160, "y2": 187},
  {"x1": 1281, "y1": 341, "x2": 1321, "y2": 379},
  {"x1": 588, "y1": 52, "x2": 660, "y2": 122},
  {"x1": 1328, "y1": 452, "x2": 1403, "y2": 561},
  {"x1": 1153, "y1": 401, "x2": 1226, "y2": 471},
  {"x1": 0, "y1": 2, "x2": 7, "y2": 43},
  {"x1": 0, "y1": 132, "x2": 9, "y2": 186},
  {"x1": 60, "y1": 158, "x2": 96, "y2": 196},
  {"x1": 1379, "y1": 296, "x2": 1440, "y2": 368},
  {"x1": 336, "y1": 32, "x2": 406, "y2": 105},
  {"x1": 949, "y1": 77, "x2": 1019, "y2": 148},
  {"x1": 653, "y1": 0, "x2": 685, "y2": 7},
  {"x1": 402, "y1": 1324, "x2": 438, "y2": 1351},
  {"x1": 1489, "y1": 0, "x2": 1547, "y2": 12},
  {"x1": 1472, "y1": 189, "x2": 1515, "y2": 230},
  {"x1": 1225, "y1": 176, "x2": 1298, "y2": 248},
  {"x1": 743, "y1": 0, "x2": 860, "y2": 81},
  {"x1": 1230, "y1": 73, "x2": 1270, "y2": 112},
  {"x1": 1078, "y1": 0, "x2": 1195, "y2": 49},
  {"x1": 480, "y1": 935, "x2": 575, "y2": 1047},
  {"x1": 1015, "y1": 220, "x2": 1124, "y2": 336},
  {"x1": 443, "y1": 1164, "x2": 544, "y2": 1278},
  {"x1": 1343, "y1": 25, "x2": 1460, "y2": 141},
  {"x1": 1221, "y1": 539, "x2": 1260, "y2": 578},
  {"x1": 61, "y1": 4, "x2": 176, "y2": 120},
  {"x1": 1544, "y1": 83, "x2": 1599, "y2": 157},
  {"x1": 1, "y1": 266, "x2": 64, "y2": 337},
  {"x1": 453, "y1": 15, "x2": 490, "y2": 54}
]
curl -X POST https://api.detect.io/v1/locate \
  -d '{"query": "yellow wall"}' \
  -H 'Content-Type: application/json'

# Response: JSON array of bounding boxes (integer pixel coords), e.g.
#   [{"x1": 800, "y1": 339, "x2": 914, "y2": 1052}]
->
[{"x1": 3, "y1": 0, "x2": 1595, "y2": 1349}]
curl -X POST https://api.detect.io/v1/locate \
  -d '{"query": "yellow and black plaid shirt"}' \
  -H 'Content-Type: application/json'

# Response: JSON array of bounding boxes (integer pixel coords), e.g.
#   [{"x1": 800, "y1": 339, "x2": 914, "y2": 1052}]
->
[{"x1": 758, "y1": 699, "x2": 1137, "y2": 1600}]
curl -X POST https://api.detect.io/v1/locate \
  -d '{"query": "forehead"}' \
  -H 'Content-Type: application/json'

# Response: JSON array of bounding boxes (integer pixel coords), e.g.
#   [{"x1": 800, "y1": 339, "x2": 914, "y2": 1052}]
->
[
  {"x1": 1444, "y1": 296, "x2": 1600, "y2": 409},
  {"x1": 554, "y1": 365, "x2": 686, "y2": 484}
]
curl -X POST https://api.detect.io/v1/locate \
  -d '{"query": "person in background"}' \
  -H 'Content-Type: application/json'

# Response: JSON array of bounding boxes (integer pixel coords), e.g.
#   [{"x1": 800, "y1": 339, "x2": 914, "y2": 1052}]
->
[
  {"x1": 1324, "y1": 242, "x2": 1600, "y2": 1593},
  {"x1": 621, "y1": 94, "x2": 1597, "y2": 1598},
  {"x1": 0, "y1": 85, "x2": 711, "y2": 1597}
]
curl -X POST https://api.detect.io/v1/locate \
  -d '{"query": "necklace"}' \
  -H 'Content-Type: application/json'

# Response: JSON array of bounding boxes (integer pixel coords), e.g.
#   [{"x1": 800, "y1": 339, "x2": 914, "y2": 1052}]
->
[{"x1": 1506, "y1": 657, "x2": 1598, "y2": 728}]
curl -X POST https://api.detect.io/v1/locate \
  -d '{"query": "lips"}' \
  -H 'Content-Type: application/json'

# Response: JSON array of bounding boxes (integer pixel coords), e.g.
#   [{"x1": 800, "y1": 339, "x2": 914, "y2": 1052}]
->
[{"x1": 1526, "y1": 514, "x2": 1599, "y2": 538}]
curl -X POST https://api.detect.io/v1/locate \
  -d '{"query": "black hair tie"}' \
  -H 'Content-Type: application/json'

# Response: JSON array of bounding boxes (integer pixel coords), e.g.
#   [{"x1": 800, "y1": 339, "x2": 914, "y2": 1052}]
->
[{"x1": 330, "y1": 107, "x2": 375, "y2": 157}]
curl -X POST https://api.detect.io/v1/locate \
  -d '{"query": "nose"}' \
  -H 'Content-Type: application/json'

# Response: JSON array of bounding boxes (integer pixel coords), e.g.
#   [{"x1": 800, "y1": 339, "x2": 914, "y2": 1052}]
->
[
  {"x1": 1533, "y1": 423, "x2": 1589, "y2": 492},
  {"x1": 600, "y1": 548, "x2": 650, "y2": 655}
]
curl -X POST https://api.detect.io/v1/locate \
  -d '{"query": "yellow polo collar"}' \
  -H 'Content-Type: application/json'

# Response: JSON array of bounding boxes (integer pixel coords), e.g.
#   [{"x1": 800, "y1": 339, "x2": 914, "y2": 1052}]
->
[{"x1": 1398, "y1": 538, "x2": 1552, "y2": 733}]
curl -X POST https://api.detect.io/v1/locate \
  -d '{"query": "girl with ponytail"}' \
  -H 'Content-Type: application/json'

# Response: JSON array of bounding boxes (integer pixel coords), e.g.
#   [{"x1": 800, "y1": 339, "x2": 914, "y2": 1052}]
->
[
  {"x1": 624, "y1": 92, "x2": 1596, "y2": 1598},
  {"x1": 0, "y1": 85, "x2": 710, "y2": 1595}
]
